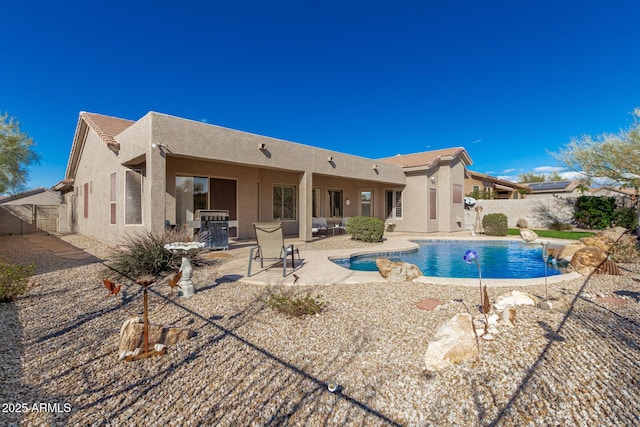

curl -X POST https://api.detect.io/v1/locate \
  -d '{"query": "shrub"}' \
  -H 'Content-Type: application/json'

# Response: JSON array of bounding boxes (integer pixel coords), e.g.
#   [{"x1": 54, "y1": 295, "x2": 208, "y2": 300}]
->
[
  {"x1": 107, "y1": 228, "x2": 195, "y2": 278},
  {"x1": 612, "y1": 207, "x2": 638, "y2": 231},
  {"x1": 0, "y1": 261, "x2": 35, "y2": 302},
  {"x1": 574, "y1": 196, "x2": 616, "y2": 230},
  {"x1": 482, "y1": 213, "x2": 508, "y2": 236},
  {"x1": 549, "y1": 221, "x2": 573, "y2": 231},
  {"x1": 265, "y1": 290, "x2": 325, "y2": 317},
  {"x1": 345, "y1": 216, "x2": 385, "y2": 242}
]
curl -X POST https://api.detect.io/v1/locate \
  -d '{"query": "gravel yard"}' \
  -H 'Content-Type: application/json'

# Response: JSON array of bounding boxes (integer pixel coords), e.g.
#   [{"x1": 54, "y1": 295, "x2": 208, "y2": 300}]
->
[{"x1": 1, "y1": 234, "x2": 639, "y2": 426}]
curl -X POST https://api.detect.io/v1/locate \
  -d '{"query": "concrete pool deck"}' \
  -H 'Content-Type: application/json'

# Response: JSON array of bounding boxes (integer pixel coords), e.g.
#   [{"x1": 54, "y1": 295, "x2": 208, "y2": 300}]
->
[{"x1": 218, "y1": 232, "x2": 582, "y2": 287}]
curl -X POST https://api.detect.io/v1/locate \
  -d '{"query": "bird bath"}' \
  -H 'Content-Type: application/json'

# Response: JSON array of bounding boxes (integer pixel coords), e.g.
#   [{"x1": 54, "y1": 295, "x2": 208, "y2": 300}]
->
[{"x1": 164, "y1": 242, "x2": 206, "y2": 297}]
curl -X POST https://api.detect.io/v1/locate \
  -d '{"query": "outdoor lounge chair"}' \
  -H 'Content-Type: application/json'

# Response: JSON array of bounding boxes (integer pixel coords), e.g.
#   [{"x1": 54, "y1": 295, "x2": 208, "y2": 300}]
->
[
  {"x1": 336, "y1": 217, "x2": 350, "y2": 233},
  {"x1": 248, "y1": 222, "x2": 300, "y2": 277},
  {"x1": 312, "y1": 217, "x2": 328, "y2": 235}
]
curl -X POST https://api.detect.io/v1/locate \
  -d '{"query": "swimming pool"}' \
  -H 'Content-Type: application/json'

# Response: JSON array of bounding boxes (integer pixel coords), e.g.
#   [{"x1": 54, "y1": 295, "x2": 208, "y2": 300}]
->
[{"x1": 331, "y1": 240, "x2": 564, "y2": 279}]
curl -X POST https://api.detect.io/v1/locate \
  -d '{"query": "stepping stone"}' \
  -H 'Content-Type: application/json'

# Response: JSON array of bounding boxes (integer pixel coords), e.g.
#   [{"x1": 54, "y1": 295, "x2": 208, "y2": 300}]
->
[
  {"x1": 415, "y1": 298, "x2": 444, "y2": 311},
  {"x1": 596, "y1": 296, "x2": 628, "y2": 305}
]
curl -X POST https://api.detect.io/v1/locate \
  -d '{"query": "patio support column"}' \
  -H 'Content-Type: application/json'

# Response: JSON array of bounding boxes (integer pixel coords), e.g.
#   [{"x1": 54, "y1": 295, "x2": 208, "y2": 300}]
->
[
  {"x1": 299, "y1": 171, "x2": 313, "y2": 242},
  {"x1": 148, "y1": 144, "x2": 167, "y2": 236}
]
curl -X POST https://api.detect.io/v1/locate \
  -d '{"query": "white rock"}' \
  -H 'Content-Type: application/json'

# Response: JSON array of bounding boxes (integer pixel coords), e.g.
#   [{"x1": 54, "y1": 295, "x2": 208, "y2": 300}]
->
[
  {"x1": 424, "y1": 313, "x2": 479, "y2": 371},
  {"x1": 494, "y1": 290, "x2": 537, "y2": 311},
  {"x1": 487, "y1": 313, "x2": 499, "y2": 325},
  {"x1": 499, "y1": 307, "x2": 516, "y2": 327},
  {"x1": 519, "y1": 229, "x2": 539, "y2": 242}
]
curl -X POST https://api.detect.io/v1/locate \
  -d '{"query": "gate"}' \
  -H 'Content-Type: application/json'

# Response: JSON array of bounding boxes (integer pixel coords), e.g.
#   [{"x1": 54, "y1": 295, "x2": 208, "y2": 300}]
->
[{"x1": 35, "y1": 205, "x2": 58, "y2": 234}]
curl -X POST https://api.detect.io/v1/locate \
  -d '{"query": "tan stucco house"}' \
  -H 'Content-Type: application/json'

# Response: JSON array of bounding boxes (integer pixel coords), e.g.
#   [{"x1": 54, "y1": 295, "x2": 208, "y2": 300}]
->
[{"x1": 54, "y1": 111, "x2": 472, "y2": 244}]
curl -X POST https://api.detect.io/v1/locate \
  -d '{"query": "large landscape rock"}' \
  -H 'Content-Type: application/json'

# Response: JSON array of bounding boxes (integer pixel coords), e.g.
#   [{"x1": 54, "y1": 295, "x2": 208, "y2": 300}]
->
[
  {"x1": 557, "y1": 242, "x2": 586, "y2": 261},
  {"x1": 519, "y1": 229, "x2": 539, "y2": 242},
  {"x1": 580, "y1": 235, "x2": 615, "y2": 253},
  {"x1": 598, "y1": 226, "x2": 628, "y2": 243},
  {"x1": 570, "y1": 246, "x2": 608, "y2": 275},
  {"x1": 376, "y1": 258, "x2": 423, "y2": 282},
  {"x1": 119, "y1": 317, "x2": 196, "y2": 352},
  {"x1": 424, "y1": 313, "x2": 479, "y2": 371}
]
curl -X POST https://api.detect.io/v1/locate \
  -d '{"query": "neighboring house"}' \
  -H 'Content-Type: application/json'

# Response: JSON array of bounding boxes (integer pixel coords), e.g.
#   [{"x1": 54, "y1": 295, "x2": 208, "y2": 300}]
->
[
  {"x1": 54, "y1": 111, "x2": 472, "y2": 244},
  {"x1": 524, "y1": 180, "x2": 586, "y2": 199},
  {"x1": 464, "y1": 170, "x2": 527, "y2": 200},
  {"x1": 590, "y1": 186, "x2": 638, "y2": 208},
  {"x1": 0, "y1": 187, "x2": 62, "y2": 235}
]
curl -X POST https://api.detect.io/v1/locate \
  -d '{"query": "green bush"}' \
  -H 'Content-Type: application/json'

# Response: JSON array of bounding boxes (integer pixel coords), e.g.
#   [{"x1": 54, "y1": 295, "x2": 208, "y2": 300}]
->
[
  {"x1": 549, "y1": 221, "x2": 573, "y2": 231},
  {"x1": 265, "y1": 290, "x2": 325, "y2": 317},
  {"x1": 482, "y1": 213, "x2": 508, "y2": 236},
  {"x1": 107, "y1": 228, "x2": 195, "y2": 278},
  {"x1": 345, "y1": 216, "x2": 385, "y2": 242},
  {"x1": 612, "y1": 207, "x2": 638, "y2": 231},
  {"x1": 0, "y1": 261, "x2": 35, "y2": 302},
  {"x1": 574, "y1": 196, "x2": 616, "y2": 230}
]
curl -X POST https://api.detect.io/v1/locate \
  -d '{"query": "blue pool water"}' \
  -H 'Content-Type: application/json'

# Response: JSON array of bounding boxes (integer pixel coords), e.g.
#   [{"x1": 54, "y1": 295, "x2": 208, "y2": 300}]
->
[{"x1": 331, "y1": 240, "x2": 564, "y2": 279}]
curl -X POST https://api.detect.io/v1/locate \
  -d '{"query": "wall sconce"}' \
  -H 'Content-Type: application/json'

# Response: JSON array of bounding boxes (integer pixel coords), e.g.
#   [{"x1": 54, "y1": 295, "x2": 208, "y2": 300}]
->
[
  {"x1": 258, "y1": 142, "x2": 266, "y2": 150},
  {"x1": 151, "y1": 143, "x2": 171, "y2": 153},
  {"x1": 345, "y1": 198, "x2": 351, "y2": 206},
  {"x1": 372, "y1": 164, "x2": 378, "y2": 171},
  {"x1": 430, "y1": 176, "x2": 436, "y2": 184},
  {"x1": 327, "y1": 156, "x2": 334, "y2": 162}
]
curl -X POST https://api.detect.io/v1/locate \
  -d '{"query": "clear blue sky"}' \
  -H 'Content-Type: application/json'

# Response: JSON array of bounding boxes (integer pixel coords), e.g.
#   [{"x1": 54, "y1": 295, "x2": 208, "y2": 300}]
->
[{"x1": 2, "y1": 0, "x2": 639, "y2": 191}]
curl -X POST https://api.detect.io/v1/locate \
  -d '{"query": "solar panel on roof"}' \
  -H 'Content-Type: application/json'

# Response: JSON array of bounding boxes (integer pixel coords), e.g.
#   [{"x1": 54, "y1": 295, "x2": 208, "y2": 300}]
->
[{"x1": 528, "y1": 181, "x2": 571, "y2": 191}]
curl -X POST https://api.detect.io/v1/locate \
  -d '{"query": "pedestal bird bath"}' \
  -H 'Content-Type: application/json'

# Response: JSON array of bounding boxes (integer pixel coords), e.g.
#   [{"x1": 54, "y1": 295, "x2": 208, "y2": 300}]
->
[{"x1": 164, "y1": 241, "x2": 206, "y2": 297}]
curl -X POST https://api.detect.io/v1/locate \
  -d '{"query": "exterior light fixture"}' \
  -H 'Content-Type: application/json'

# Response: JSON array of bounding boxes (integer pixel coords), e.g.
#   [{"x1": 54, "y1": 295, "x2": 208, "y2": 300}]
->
[
  {"x1": 258, "y1": 143, "x2": 266, "y2": 150},
  {"x1": 373, "y1": 164, "x2": 378, "y2": 170},
  {"x1": 327, "y1": 156, "x2": 334, "y2": 162},
  {"x1": 151, "y1": 143, "x2": 172, "y2": 153}
]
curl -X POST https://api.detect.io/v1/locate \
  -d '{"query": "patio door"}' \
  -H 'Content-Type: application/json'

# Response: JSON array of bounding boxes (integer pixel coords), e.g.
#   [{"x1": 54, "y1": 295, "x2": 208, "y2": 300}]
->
[{"x1": 210, "y1": 178, "x2": 238, "y2": 237}]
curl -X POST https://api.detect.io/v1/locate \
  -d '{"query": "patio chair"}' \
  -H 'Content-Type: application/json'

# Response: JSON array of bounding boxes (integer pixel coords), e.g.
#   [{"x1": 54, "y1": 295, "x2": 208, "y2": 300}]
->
[
  {"x1": 248, "y1": 222, "x2": 300, "y2": 277},
  {"x1": 336, "y1": 217, "x2": 350, "y2": 233},
  {"x1": 312, "y1": 217, "x2": 328, "y2": 235}
]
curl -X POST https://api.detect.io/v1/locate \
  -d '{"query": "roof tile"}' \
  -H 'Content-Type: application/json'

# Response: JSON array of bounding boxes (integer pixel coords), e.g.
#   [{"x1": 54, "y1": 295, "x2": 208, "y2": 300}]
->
[{"x1": 378, "y1": 147, "x2": 467, "y2": 168}]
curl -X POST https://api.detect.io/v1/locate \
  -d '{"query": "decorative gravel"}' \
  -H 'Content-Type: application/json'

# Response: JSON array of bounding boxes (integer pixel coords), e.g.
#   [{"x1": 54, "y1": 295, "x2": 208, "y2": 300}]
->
[{"x1": 1, "y1": 234, "x2": 639, "y2": 426}]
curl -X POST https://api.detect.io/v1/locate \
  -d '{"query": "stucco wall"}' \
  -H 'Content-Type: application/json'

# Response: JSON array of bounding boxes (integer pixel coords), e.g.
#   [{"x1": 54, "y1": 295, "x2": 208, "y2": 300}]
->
[
  {"x1": 72, "y1": 126, "x2": 148, "y2": 244},
  {"x1": 0, "y1": 205, "x2": 35, "y2": 234},
  {"x1": 473, "y1": 196, "x2": 576, "y2": 229}
]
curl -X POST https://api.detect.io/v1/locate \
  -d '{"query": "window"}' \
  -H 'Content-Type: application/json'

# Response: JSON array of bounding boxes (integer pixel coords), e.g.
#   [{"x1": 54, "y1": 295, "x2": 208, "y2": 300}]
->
[
  {"x1": 110, "y1": 173, "x2": 116, "y2": 224},
  {"x1": 328, "y1": 190, "x2": 342, "y2": 217},
  {"x1": 83, "y1": 183, "x2": 89, "y2": 218},
  {"x1": 176, "y1": 176, "x2": 208, "y2": 225},
  {"x1": 125, "y1": 169, "x2": 143, "y2": 225},
  {"x1": 429, "y1": 188, "x2": 437, "y2": 220},
  {"x1": 273, "y1": 184, "x2": 296, "y2": 220},
  {"x1": 360, "y1": 191, "x2": 372, "y2": 217},
  {"x1": 385, "y1": 190, "x2": 402, "y2": 219},
  {"x1": 453, "y1": 184, "x2": 463, "y2": 204},
  {"x1": 312, "y1": 188, "x2": 321, "y2": 217},
  {"x1": 472, "y1": 185, "x2": 480, "y2": 193}
]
